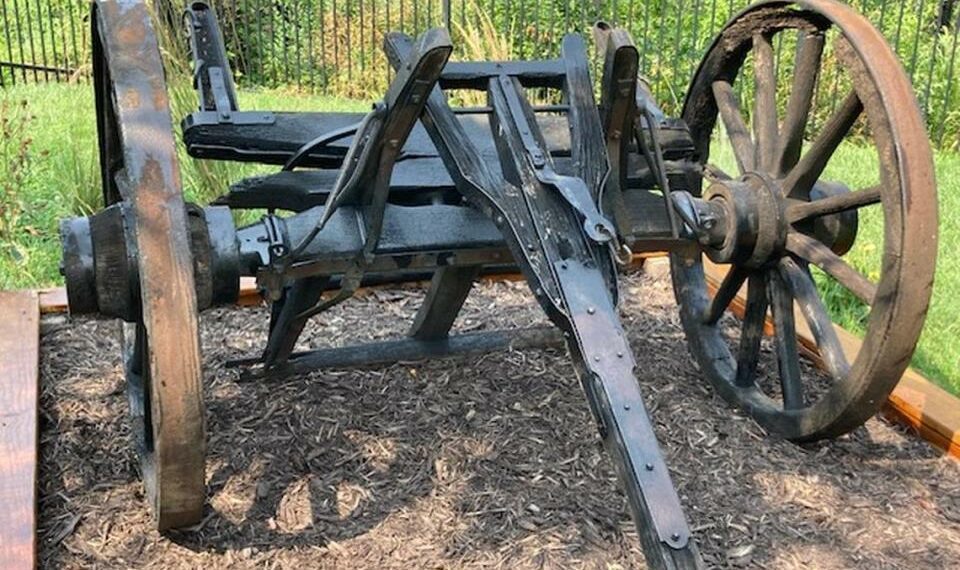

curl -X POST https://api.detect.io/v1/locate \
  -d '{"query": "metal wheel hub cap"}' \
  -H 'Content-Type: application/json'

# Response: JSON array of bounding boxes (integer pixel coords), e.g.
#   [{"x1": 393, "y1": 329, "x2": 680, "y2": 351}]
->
[{"x1": 701, "y1": 172, "x2": 787, "y2": 268}]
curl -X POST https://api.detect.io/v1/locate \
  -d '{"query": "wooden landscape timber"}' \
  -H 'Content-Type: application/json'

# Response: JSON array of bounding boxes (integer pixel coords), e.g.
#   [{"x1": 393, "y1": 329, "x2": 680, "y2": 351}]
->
[{"x1": 0, "y1": 291, "x2": 40, "y2": 570}]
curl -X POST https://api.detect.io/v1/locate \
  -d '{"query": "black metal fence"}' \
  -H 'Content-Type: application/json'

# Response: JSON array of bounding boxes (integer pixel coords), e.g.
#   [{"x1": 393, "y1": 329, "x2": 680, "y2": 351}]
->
[{"x1": 2, "y1": 1, "x2": 959, "y2": 148}]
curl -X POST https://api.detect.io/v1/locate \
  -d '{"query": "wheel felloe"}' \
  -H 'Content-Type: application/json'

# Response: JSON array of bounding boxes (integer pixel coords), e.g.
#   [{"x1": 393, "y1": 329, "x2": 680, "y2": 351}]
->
[{"x1": 91, "y1": 0, "x2": 208, "y2": 530}]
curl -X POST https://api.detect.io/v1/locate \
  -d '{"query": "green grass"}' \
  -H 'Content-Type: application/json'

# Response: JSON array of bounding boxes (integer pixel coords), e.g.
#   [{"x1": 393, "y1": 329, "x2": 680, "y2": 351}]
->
[
  {"x1": 0, "y1": 83, "x2": 366, "y2": 290},
  {"x1": 1, "y1": 82, "x2": 958, "y2": 396}
]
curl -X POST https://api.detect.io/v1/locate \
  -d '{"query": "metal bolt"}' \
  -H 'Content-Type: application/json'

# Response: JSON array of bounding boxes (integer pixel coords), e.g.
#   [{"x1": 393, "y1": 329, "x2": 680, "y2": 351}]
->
[
  {"x1": 527, "y1": 244, "x2": 536, "y2": 252},
  {"x1": 560, "y1": 262, "x2": 568, "y2": 270},
  {"x1": 587, "y1": 307, "x2": 596, "y2": 315},
  {"x1": 617, "y1": 351, "x2": 624, "y2": 358},
  {"x1": 623, "y1": 404, "x2": 630, "y2": 410},
  {"x1": 495, "y1": 215, "x2": 504, "y2": 224},
  {"x1": 645, "y1": 463, "x2": 654, "y2": 471},
  {"x1": 671, "y1": 532, "x2": 681, "y2": 542},
  {"x1": 593, "y1": 356, "x2": 600, "y2": 362}
]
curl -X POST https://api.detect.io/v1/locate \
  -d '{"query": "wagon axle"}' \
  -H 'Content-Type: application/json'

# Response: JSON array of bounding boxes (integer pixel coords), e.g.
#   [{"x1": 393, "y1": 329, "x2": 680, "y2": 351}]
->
[{"x1": 59, "y1": 1, "x2": 937, "y2": 567}]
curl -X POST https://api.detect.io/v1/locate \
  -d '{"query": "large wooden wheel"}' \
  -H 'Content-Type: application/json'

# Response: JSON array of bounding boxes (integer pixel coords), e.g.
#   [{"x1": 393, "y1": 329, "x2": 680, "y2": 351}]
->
[
  {"x1": 673, "y1": 0, "x2": 937, "y2": 441},
  {"x1": 92, "y1": 0, "x2": 206, "y2": 529}
]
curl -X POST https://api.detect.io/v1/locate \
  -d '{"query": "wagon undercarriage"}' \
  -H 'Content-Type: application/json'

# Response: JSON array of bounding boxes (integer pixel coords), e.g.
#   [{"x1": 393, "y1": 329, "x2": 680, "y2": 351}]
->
[{"x1": 57, "y1": 1, "x2": 938, "y2": 567}]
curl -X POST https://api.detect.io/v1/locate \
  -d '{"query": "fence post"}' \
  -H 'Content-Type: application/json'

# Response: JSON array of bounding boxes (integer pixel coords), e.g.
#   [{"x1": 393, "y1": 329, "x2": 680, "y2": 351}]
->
[{"x1": 442, "y1": 0, "x2": 452, "y2": 30}]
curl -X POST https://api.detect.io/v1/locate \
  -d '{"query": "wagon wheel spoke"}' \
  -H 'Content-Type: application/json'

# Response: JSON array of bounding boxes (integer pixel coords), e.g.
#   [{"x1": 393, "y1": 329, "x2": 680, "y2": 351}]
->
[
  {"x1": 786, "y1": 185, "x2": 881, "y2": 223},
  {"x1": 782, "y1": 90, "x2": 863, "y2": 198},
  {"x1": 752, "y1": 32, "x2": 779, "y2": 173},
  {"x1": 704, "y1": 163, "x2": 733, "y2": 181},
  {"x1": 767, "y1": 269, "x2": 804, "y2": 410},
  {"x1": 712, "y1": 80, "x2": 755, "y2": 173},
  {"x1": 785, "y1": 232, "x2": 876, "y2": 304},
  {"x1": 777, "y1": 257, "x2": 851, "y2": 380},
  {"x1": 735, "y1": 272, "x2": 769, "y2": 387},
  {"x1": 777, "y1": 31, "x2": 825, "y2": 176},
  {"x1": 704, "y1": 265, "x2": 749, "y2": 325}
]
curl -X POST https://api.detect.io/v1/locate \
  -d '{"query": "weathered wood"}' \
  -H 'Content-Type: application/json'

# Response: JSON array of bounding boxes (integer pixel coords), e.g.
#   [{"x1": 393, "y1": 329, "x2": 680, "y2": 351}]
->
[
  {"x1": 0, "y1": 291, "x2": 40, "y2": 570},
  {"x1": 259, "y1": 327, "x2": 565, "y2": 379},
  {"x1": 184, "y1": 112, "x2": 572, "y2": 168},
  {"x1": 409, "y1": 266, "x2": 480, "y2": 341},
  {"x1": 94, "y1": 0, "x2": 206, "y2": 530}
]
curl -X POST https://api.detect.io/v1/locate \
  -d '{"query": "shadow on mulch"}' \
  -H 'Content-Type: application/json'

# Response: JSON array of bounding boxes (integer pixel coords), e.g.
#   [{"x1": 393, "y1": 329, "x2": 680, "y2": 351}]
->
[{"x1": 36, "y1": 270, "x2": 960, "y2": 569}]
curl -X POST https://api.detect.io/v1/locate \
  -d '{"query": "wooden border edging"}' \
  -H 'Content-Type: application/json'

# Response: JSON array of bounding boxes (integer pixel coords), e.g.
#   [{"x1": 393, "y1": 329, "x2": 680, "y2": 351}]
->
[{"x1": 0, "y1": 291, "x2": 40, "y2": 570}]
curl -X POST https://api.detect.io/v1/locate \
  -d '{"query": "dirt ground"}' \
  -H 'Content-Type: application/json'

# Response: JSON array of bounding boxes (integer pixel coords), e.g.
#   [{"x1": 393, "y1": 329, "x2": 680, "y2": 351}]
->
[{"x1": 37, "y1": 267, "x2": 960, "y2": 569}]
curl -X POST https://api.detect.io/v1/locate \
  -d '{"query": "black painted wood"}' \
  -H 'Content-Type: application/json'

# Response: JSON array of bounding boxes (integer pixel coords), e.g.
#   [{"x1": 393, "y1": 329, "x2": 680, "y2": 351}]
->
[{"x1": 409, "y1": 266, "x2": 481, "y2": 341}]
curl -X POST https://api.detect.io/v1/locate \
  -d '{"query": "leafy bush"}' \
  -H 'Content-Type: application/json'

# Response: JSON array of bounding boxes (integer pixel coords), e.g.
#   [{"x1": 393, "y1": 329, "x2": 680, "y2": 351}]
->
[{"x1": 0, "y1": 99, "x2": 34, "y2": 256}]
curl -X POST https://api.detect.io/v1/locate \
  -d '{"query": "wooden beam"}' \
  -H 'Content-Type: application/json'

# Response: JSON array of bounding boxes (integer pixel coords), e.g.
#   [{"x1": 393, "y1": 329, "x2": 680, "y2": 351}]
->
[
  {"x1": 0, "y1": 291, "x2": 40, "y2": 570},
  {"x1": 39, "y1": 256, "x2": 654, "y2": 314}
]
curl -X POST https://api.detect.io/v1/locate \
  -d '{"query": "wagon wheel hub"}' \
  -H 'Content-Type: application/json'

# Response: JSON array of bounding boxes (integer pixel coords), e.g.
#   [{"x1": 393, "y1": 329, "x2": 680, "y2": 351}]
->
[{"x1": 690, "y1": 173, "x2": 857, "y2": 270}]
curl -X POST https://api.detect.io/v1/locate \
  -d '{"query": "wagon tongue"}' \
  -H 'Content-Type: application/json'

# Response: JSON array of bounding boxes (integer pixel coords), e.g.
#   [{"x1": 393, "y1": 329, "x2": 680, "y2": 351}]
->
[{"x1": 384, "y1": 31, "x2": 702, "y2": 568}]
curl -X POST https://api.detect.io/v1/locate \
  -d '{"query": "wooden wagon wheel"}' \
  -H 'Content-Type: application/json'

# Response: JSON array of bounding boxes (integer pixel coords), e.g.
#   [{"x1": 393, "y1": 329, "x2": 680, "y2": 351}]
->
[
  {"x1": 673, "y1": 0, "x2": 937, "y2": 441},
  {"x1": 92, "y1": 0, "x2": 207, "y2": 528}
]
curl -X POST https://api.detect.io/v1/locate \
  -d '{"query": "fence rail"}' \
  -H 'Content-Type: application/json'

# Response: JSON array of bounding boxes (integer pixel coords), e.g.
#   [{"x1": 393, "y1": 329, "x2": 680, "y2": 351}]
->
[{"x1": 1, "y1": 1, "x2": 959, "y2": 148}]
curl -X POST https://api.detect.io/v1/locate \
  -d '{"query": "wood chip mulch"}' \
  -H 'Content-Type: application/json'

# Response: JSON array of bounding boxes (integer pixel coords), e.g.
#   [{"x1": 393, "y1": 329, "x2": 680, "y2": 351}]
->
[{"x1": 36, "y1": 268, "x2": 960, "y2": 569}]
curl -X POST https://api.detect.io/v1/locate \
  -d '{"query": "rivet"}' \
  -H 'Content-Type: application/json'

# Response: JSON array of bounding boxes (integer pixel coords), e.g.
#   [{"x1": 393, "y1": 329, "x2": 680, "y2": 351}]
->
[
  {"x1": 617, "y1": 351, "x2": 624, "y2": 358},
  {"x1": 645, "y1": 463, "x2": 654, "y2": 471},
  {"x1": 623, "y1": 404, "x2": 630, "y2": 410},
  {"x1": 587, "y1": 307, "x2": 596, "y2": 315},
  {"x1": 593, "y1": 356, "x2": 600, "y2": 362},
  {"x1": 671, "y1": 532, "x2": 681, "y2": 541}
]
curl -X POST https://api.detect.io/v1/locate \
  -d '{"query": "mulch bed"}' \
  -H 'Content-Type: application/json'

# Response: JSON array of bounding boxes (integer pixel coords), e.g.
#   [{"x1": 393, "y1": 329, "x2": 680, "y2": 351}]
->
[{"x1": 36, "y1": 268, "x2": 960, "y2": 569}]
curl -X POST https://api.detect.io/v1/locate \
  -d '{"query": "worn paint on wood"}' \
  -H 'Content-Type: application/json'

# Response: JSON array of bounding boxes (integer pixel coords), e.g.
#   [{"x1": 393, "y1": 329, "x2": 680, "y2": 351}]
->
[{"x1": 0, "y1": 291, "x2": 40, "y2": 570}]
